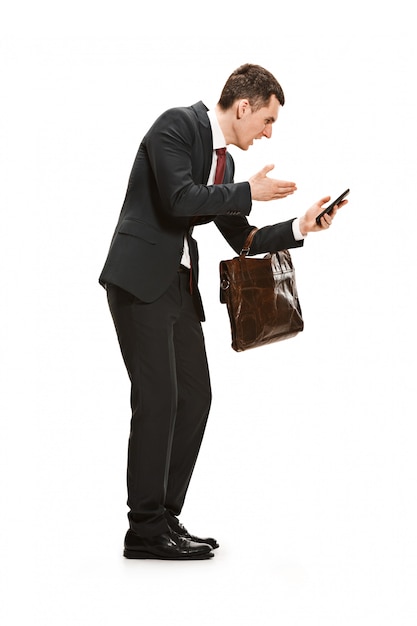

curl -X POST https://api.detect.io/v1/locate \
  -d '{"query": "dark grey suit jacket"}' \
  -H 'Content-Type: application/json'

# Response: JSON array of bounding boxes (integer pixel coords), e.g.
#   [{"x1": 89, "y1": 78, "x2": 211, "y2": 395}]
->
[{"x1": 99, "y1": 101, "x2": 303, "y2": 320}]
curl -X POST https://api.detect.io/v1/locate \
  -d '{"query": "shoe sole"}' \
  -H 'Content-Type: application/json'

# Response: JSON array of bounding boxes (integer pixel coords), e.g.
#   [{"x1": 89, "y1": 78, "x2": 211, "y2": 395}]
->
[{"x1": 123, "y1": 549, "x2": 214, "y2": 560}]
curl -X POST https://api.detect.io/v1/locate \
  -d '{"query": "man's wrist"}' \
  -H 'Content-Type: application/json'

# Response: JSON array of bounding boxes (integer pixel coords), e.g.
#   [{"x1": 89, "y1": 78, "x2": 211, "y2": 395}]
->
[{"x1": 293, "y1": 217, "x2": 307, "y2": 240}]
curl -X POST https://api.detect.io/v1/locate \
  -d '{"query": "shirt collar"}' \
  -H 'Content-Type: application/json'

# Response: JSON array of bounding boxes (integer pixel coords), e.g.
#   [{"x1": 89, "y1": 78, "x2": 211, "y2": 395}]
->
[{"x1": 207, "y1": 107, "x2": 226, "y2": 150}]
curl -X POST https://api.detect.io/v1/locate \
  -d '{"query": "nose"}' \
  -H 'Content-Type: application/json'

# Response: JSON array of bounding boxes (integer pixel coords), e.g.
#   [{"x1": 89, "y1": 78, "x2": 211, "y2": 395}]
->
[{"x1": 263, "y1": 125, "x2": 272, "y2": 139}]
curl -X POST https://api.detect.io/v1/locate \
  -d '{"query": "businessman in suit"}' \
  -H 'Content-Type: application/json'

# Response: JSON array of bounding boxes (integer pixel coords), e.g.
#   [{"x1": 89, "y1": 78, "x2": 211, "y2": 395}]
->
[{"x1": 99, "y1": 63, "x2": 345, "y2": 560}]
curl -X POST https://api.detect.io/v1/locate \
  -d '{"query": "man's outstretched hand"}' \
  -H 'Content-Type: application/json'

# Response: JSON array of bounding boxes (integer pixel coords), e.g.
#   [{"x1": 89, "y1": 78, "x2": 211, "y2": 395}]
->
[{"x1": 249, "y1": 164, "x2": 297, "y2": 201}]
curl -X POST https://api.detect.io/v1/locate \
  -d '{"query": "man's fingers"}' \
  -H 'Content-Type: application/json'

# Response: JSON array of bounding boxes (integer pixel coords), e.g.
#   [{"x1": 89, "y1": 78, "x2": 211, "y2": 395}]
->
[{"x1": 257, "y1": 164, "x2": 275, "y2": 177}]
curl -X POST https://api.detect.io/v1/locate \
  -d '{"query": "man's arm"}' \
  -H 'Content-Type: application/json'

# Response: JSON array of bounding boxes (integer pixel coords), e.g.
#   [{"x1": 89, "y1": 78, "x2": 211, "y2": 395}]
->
[
  {"x1": 145, "y1": 108, "x2": 252, "y2": 219},
  {"x1": 214, "y1": 215, "x2": 303, "y2": 256},
  {"x1": 215, "y1": 195, "x2": 347, "y2": 255}
]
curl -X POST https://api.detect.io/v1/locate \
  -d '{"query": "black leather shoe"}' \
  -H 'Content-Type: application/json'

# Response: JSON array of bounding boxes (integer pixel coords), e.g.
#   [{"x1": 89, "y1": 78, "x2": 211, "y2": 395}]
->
[
  {"x1": 167, "y1": 516, "x2": 219, "y2": 550},
  {"x1": 123, "y1": 528, "x2": 214, "y2": 560}
]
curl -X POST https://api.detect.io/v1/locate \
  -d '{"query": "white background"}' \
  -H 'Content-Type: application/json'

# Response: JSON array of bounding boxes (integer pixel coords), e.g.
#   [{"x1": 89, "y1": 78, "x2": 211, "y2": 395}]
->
[{"x1": 1, "y1": 1, "x2": 416, "y2": 624}]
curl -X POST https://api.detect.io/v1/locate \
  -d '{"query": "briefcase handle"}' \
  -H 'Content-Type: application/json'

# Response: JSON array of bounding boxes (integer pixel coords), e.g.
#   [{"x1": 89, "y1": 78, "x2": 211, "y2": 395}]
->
[{"x1": 239, "y1": 228, "x2": 259, "y2": 256}]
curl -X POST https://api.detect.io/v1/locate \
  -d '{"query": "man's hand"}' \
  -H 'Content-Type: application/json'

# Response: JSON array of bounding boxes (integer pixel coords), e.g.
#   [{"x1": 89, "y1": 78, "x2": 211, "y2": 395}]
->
[
  {"x1": 298, "y1": 195, "x2": 348, "y2": 235},
  {"x1": 249, "y1": 164, "x2": 297, "y2": 201}
]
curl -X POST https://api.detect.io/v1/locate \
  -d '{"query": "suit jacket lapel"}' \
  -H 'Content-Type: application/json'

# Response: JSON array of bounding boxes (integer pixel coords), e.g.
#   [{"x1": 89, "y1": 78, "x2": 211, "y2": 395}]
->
[{"x1": 191, "y1": 101, "x2": 213, "y2": 183}]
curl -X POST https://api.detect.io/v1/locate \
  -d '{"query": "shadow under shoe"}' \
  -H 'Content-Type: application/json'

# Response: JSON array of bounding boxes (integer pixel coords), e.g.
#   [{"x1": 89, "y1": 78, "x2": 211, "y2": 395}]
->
[{"x1": 123, "y1": 528, "x2": 214, "y2": 560}]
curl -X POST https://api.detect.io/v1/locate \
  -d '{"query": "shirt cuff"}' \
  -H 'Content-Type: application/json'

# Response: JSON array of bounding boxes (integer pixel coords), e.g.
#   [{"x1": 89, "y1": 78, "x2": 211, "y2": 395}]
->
[{"x1": 292, "y1": 218, "x2": 306, "y2": 241}]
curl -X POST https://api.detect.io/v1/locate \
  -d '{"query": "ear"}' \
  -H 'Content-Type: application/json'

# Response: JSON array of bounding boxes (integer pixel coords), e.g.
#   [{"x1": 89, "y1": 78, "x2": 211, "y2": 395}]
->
[{"x1": 236, "y1": 99, "x2": 250, "y2": 119}]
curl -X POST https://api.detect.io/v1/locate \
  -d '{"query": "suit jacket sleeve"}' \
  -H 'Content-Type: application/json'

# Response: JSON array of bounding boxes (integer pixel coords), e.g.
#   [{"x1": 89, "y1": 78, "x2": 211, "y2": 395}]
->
[
  {"x1": 144, "y1": 106, "x2": 252, "y2": 219},
  {"x1": 214, "y1": 214, "x2": 304, "y2": 256}
]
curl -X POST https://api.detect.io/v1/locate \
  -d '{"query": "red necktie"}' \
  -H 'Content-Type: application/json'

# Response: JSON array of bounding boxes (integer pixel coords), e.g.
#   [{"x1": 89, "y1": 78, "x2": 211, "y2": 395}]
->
[{"x1": 214, "y1": 147, "x2": 226, "y2": 184}]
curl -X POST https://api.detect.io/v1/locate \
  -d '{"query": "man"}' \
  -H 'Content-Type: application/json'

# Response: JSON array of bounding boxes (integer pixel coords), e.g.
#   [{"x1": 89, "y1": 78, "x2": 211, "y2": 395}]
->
[{"x1": 99, "y1": 63, "x2": 346, "y2": 560}]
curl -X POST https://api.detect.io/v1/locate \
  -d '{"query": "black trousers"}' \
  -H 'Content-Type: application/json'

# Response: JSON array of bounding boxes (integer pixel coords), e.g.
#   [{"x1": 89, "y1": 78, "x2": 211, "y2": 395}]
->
[{"x1": 106, "y1": 269, "x2": 212, "y2": 537}]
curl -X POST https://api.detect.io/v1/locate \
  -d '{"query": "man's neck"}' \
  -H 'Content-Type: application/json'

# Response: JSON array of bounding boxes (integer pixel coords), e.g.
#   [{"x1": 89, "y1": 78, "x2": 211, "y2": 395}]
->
[{"x1": 214, "y1": 103, "x2": 236, "y2": 146}]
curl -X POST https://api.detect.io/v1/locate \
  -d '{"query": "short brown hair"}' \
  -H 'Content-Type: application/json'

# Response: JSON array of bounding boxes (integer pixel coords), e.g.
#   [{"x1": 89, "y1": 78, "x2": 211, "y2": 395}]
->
[{"x1": 218, "y1": 63, "x2": 285, "y2": 111}]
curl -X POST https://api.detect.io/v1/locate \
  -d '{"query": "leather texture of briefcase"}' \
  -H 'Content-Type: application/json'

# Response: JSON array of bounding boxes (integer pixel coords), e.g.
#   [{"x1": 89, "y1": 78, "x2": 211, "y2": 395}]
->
[{"x1": 219, "y1": 228, "x2": 304, "y2": 352}]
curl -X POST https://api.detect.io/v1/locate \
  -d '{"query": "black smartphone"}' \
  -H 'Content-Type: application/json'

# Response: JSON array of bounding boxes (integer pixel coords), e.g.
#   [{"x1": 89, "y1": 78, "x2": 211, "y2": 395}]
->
[{"x1": 315, "y1": 188, "x2": 350, "y2": 225}]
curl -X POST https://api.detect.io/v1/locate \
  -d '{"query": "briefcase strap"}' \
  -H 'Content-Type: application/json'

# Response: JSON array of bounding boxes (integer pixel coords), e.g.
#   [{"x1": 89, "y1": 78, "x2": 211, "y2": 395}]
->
[{"x1": 240, "y1": 228, "x2": 259, "y2": 256}]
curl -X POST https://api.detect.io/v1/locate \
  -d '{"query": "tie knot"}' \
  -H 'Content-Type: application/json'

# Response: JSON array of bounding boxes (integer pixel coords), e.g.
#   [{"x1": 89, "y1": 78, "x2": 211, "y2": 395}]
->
[{"x1": 216, "y1": 147, "x2": 226, "y2": 156}]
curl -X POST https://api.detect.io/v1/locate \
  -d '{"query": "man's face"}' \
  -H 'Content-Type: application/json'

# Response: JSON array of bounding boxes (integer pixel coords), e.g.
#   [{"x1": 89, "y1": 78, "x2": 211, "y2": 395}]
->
[{"x1": 235, "y1": 95, "x2": 280, "y2": 150}]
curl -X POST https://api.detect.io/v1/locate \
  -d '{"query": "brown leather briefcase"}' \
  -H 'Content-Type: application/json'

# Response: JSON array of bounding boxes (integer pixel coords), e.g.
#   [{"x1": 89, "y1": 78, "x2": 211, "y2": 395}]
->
[{"x1": 219, "y1": 228, "x2": 304, "y2": 352}]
